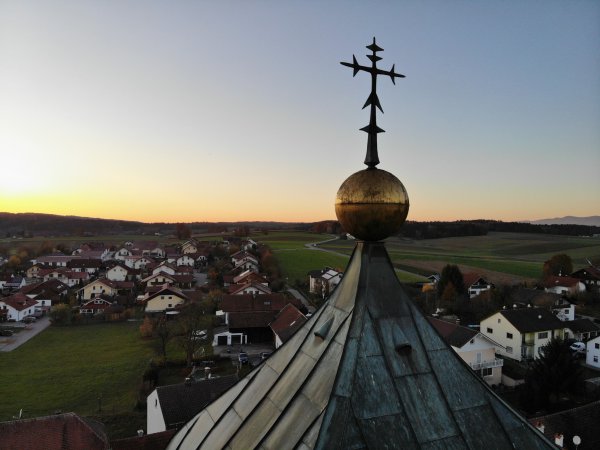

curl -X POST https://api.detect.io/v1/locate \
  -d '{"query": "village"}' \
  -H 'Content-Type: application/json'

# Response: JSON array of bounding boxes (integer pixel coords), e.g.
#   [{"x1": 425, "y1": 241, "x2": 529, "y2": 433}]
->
[{"x1": 1, "y1": 232, "x2": 600, "y2": 448}]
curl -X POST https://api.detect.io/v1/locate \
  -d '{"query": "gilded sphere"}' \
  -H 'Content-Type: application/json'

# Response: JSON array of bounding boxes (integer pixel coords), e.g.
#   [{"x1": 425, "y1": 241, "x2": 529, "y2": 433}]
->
[{"x1": 335, "y1": 168, "x2": 409, "y2": 241}]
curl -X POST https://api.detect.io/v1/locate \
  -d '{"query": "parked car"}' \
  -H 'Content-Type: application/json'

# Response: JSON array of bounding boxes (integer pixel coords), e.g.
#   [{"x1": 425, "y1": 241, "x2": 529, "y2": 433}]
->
[
  {"x1": 260, "y1": 352, "x2": 272, "y2": 361},
  {"x1": 238, "y1": 351, "x2": 249, "y2": 365},
  {"x1": 0, "y1": 329, "x2": 14, "y2": 336},
  {"x1": 569, "y1": 342, "x2": 586, "y2": 355},
  {"x1": 22, "y1": 316, "x2": 37, "y2": 323},
  {"x1": 192, "y1": 329, "x2": 207, "y2": 340}
]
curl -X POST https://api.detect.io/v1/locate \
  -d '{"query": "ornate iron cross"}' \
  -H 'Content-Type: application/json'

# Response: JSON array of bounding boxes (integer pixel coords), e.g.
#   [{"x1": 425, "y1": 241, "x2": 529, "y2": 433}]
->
[{"x1": 341, "y1": 38, "x2": 405, "y2": 168}]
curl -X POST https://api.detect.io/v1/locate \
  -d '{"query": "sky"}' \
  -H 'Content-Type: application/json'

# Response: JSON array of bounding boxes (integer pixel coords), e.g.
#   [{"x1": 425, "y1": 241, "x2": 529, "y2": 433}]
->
[{"x1": 1, "y1": 1, "x2": 599, "y2": 224}]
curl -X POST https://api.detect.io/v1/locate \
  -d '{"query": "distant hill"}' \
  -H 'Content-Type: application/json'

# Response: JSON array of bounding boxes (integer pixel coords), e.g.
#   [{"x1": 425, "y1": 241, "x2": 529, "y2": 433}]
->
[
  {"x1": 529, "y1": 216, "x2": 600, "y2": 227},
  {"x1": 1, "y1": 212, "x2": 599, "y2": 240}
]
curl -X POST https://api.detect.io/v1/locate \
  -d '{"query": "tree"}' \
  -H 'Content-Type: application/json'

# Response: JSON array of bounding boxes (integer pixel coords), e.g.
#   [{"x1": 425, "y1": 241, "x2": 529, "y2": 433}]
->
[
  {"x1": 177, "y1": 304, "x2": 212, "y2": 366},
  {"x1": 542, "y1": 254, "x2": 573, "y2": 278},
  {"x1": 437, "y1": 265, "x2": 465, "y2": 297},
  {"x1": 49, "y1": 304, "x2": 72, "y2": 326},
  {"x1": 154, "y1": 317, "x2": 174, "y2": 360},
  {"x1": 521, "y1": 337, "x2": 583, "y2": 412},
  {"x1": 175, "y1": 223, "x2": 191, "y2": 240}
]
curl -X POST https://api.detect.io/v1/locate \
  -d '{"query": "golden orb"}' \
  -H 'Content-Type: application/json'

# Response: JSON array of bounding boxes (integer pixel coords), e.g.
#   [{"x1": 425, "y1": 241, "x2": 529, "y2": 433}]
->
[{"x1": 335, "y1": 168, "x2": 409, "y2": 241}]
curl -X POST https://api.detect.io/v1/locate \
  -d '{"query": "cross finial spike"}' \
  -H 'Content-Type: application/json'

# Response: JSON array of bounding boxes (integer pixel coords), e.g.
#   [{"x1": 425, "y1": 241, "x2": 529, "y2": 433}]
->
[{"x1": 340, "y1": 38, "x2": 404, "y2": 168}]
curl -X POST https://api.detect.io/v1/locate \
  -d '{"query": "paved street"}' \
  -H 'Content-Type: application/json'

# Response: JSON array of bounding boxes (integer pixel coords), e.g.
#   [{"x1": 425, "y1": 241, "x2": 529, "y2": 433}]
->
[{"x1": 0, "y1": 316, "x2": 51, "y2": 352}]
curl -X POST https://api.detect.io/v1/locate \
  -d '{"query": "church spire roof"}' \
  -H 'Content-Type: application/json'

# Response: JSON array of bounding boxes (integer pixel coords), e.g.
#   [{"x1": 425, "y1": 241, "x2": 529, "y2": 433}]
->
[{"x1": 166, "y1": 39, "x2": 555, "y2": 450}]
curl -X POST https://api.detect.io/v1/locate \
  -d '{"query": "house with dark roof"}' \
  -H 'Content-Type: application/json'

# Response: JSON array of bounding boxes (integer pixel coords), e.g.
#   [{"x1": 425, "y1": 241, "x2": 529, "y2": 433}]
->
[
  {"x1": 571, "y1": 265, "x2": 600, "y2": 291},
  {"x1": 144, "y1": 285, "x2": 189, "y2": 314},
  {"x1": 214, "y1": 293, "x2": 304, "y2": 344},
  {"x1": 270, "y1": 303, "x2": 307, "y2": 348},
  {"x1": 564, "y1": 318, "x2": 600, "y2": 342},
  {"x1": 480, "y1": 307, "x2": 566, "y2": 361},
  {"x1": 428, "y1": 317, "x2": 504, "y2": 385},
  {"x1": 530, "y1": 399, "x2": 600, "y2": 450},
  {"x1": 146, "y1": 375, "x2": 238, "y2": 434},
  {"x1": 463, "y1": 272, "x2": 494, "y2": 298},
  {"x1": 0, "y1": 412, "x2": 109, "y2": 450},
  {"x1": 19, "y1": 279, "x2": 69, "y2": 312},
  {"x1": 308, "y1": 266, "x2": 342, "y2": 297}
]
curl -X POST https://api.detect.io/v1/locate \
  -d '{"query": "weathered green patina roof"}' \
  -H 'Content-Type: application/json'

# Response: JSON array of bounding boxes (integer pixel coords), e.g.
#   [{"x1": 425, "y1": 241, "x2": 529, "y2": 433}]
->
[{"x1": 167, "y1": 242, "x2": 555, "y2": 449}]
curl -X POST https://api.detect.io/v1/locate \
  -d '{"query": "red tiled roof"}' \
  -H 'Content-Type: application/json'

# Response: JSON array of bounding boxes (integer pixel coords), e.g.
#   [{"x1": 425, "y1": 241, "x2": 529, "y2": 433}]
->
[
  {"x1": 1, "y1": 293, "x2": 38, "y2": 311},
  {"x1": 543, "y1": 275, "x2": 582, "y2": 288},
  {"x1": 111, "y1": 429, "x2": 177, "y2": 450},
  {"x1": 228, "y1": 311, "x2": 277, "y2": 329},
  {"x1": 270, "y1": 303, "x2": 307, "y2": 343},
  {"x1": 462, "y1": 272, "x2": 489, "y2": 288},
  {"x1": 0, "y1": 412, "x2": 110, "y2": 450},
  {"x1": 221, "y1": 294, "x2": 299, "y2": 312}
]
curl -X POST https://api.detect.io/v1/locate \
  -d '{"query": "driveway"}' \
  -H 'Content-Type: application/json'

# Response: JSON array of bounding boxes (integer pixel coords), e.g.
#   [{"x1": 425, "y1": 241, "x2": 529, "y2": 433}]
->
[
  {"x1": 0, "y1": 316, "x2": 51, "y2": 352},
  {"x1": 287, "y1": 287, "x2": 315, "y2": 314}
]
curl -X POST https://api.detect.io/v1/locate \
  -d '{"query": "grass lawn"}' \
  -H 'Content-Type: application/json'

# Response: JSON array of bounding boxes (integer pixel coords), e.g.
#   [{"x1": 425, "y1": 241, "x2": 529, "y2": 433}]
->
[{"x1": 0, "y1": 321, "x2": 154, "y2": 423}]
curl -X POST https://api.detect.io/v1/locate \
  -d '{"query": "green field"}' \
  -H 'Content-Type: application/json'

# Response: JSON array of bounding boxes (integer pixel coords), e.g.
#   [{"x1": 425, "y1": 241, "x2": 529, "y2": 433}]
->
[
  {"x1": 318, "y1": 232, "x2": 600, "y2": 283},
  {"x1": 0, "y1": 322, "x2": 154, "y2": 422}
]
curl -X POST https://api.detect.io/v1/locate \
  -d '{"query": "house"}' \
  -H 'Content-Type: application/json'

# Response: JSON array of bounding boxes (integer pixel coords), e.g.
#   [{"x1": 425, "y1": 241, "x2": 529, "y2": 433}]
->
[
  {"x1": 180, "y1": 240, "x2": 200, "y2": 255},
  {"x1": 216, "y1": 293, "x2": 303, "y2": 344},
  {"x1": 463, "y1": 273, "x2": 494, "y2": 299},
  {"x1": 530, "y1": 400, "x2": 600, "y2": 450},
  {"x1": 0, "y1": 412, "x2": 110, "y2": 450},
  {"x1": 175, "y1": 254, "x2": 195, "y2": 267},
  {"x1": 0, "y1": 293, "x2": 38, "y2": 321},
  {"x1": 19, "y1": 279, "x2": 69, "y2": 313},
  {"x1": 26, "y1": 263, "x2": 44, "y2": 279},
  {"x1": 79, "y1": 297, "x2": 114, "y2": 315},
  {"x1": 543, "y1": 275, "x2": 585, "y2": 296},
  {"x1": 124, "y1": 255, "x2": 155, "y2": 270},
  {"x1": 308, "y1": 267, "x2": 342, "y2": 297},
  {"x1": 586, "y1": 335, "x2": 600, "y2": 368},
  {"x1": 564, "y1": 318, "x2": 600, "y2": 342},
  {"x1": 228, "y1": 282, "x2": 272, "y2": 296},
  {"x1": 230, "y1": 251, "x2": 259, "y2": 269},
  {"x1": 114, "y1": 247, "x2": 133, "y2": 261},
  {"x1": 270, "y1": 303, "x2": 307, "y2": 349},
  {"x1": 145, "y1": 285, "x2": 189, "y2": 313},
  {"x1": 34, "y1": 254, "x2": 76, "y2": 268},
  {"x1": 67, "y1": 258, "x2": 102, "y2": 275},
  {"x1": 571, "y1": 265, "x2": 600, "y2": 291},
  {"x1": 232, "y1": 270, "x2": 269, "y2": 287},
  {"x1": 79, "y1": 278, "x2": 133, "y2": 301},
  {"x1": 3, "y1": 275, "x2": 27, "y2": 293},
  {"x1": 106, "y1": 263, "x2": 131, "y2": 282},
  {"x1": 146, "y1": 375, "x2": 239, "y2": 434},
  {"x1": 152, "y1": 261, "x2": 177, "y2": 276},
  {"x1": 42, "y1": 268, "x2": 89, "y2": 288},
  {"x1": 428, "y1": 317, "x2": 503, "y2": 385},
  {"x1": 480, "y1": 307, "x2": 565, "y2": 361}
]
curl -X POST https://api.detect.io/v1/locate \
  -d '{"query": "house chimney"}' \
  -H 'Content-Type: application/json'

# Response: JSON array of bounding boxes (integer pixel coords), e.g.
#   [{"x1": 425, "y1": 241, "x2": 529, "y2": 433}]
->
[
  {"x1": 554, "y1": 433, "x2": 563, "y2": 447},
  {"x1": 534, "y1": 421, "x2": 545, "y2": 433}
]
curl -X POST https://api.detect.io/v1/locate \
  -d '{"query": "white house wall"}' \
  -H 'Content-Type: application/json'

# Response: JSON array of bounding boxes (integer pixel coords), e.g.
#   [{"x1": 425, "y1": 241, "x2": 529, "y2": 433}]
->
[
  {"x1": 586, "y1": 336, "x2": 600, "y2": 368},
  {"x1": 146, "y1": 390, "x2": 167, "y2": 434}
]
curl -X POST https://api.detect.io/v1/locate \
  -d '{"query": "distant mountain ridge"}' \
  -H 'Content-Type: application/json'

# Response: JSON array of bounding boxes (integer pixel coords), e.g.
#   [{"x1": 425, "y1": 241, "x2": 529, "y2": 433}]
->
[{"x1": 528, "y1": 216, "x2": 600, "y2": 227}]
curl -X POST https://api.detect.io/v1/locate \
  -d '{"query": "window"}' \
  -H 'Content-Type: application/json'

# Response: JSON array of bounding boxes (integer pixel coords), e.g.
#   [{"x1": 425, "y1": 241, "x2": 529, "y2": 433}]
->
[
  {"x1": 594, "y1": 356, "x2": 599, "y2": 363},
  {"x1": 497, "y1": 318, "x2": 501, "y2": 323},
  {"x1": 507, "y1": 333, "x2": 513, "y2": 339},
  {"x1": 480, "y1": 367, "x2": 492, "y2": 377},
  {"x1": 596, "y1": 343, "x2": 599, "y2": 350},
  {"x1": 487, "y1": 328, "x2": 493, "y2": 334},
  {"x1": 506, "y1": 346, "x2": 513, "y2": 354},
  {"x1": 538, "y1": 332, "x2": 548, "y2": 339}
]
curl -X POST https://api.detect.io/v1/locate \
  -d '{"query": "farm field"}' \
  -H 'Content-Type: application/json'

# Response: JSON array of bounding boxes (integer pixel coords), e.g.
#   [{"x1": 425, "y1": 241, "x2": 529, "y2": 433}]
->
[
  {"x1": 256, "y1": 231, "x2": 428, "y2": 284},
  {"x1": 0, "y1": 321, "x2": 153, "y2": 424},
  {"x1": 314, "y1": 231, "x2": 600, "y2": 285}
]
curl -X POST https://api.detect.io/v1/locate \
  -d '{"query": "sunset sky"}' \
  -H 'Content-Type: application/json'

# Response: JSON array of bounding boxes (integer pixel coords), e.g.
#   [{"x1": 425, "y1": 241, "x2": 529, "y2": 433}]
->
[{"x1": 1, "y1": 1, "x2": 598, "y2": 223}]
